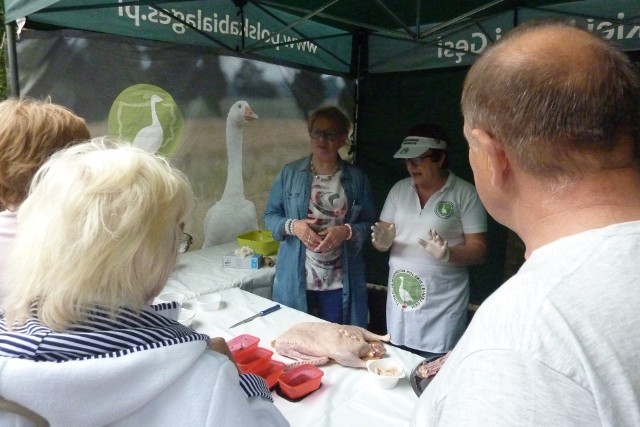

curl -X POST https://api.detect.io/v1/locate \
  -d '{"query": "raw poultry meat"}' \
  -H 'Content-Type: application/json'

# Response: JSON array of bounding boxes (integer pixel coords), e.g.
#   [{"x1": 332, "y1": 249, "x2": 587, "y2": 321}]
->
[
  {"x1": 416, "y1": 353, "x2": 449, "y2": 379},
  {"x1": 273, "y1": 322, "x2": 390, "y2": 368}
]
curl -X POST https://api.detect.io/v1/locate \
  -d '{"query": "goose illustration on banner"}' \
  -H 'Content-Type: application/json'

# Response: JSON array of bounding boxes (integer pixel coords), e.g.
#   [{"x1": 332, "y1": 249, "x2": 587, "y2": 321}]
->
[
  {"x1": 132, "y1": 94, "x2": 164, "y2": 153},
  {"x1": 108, "y1": 84, "x2": 184, "y2": 157}
]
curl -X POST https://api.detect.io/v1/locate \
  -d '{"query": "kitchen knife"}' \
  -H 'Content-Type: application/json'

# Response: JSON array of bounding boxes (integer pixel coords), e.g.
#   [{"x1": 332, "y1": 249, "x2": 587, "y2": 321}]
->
[{"x1": 229, "y1": 304, "x2": 281, "y2": 328}]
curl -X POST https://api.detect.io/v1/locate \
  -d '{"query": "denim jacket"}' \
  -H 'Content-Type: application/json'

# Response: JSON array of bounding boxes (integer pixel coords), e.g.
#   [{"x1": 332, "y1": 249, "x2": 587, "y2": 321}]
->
[{"x1": 264, "y1": 156, "x2": 376, "y2": 327}]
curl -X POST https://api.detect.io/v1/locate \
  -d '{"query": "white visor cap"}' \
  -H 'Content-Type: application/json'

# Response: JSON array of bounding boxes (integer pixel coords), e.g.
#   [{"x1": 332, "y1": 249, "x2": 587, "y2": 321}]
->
[{"x1": 393, "y1": 136, "x2": 447, "y2": 158}]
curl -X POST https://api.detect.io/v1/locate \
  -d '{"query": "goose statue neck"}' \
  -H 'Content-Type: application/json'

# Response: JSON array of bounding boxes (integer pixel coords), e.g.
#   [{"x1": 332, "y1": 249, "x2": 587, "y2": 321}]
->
[
  {"x1": 202, "y1": 100, "x2": 259, "y2": 248},
  {"x1": 222, "y1": 122, "x2": 245, "y2": 200},
  {"x1": 221, "y1": 101, "x2": 258, "y2": 200}
]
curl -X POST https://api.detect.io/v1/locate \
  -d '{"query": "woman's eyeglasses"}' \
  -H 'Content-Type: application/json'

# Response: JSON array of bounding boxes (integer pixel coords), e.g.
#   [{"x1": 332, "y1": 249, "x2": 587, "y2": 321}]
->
[
  {"x1": 310, "y1": 129, "x2": 342, "y2": 142},
  {"x1": 178, "y1": 232, "x2": 193, "y2": 253},
  {"x1": 405, "y1": 154, "x2": 432, "y2": 166}
]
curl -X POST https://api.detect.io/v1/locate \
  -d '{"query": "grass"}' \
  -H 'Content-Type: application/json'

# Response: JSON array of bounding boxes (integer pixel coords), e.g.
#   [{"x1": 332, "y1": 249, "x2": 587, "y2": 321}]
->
[
  {"x1": 88, "y1": 96, "x2": 312, "y2": 249},
  {"x1": 175, "y1": 114, "x2": 310, "y2": 249}
]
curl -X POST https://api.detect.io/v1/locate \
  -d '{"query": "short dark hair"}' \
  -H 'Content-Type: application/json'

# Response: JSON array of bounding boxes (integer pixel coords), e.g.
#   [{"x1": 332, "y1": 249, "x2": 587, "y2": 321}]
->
[
  {"x1": 307, "y1": 106, "x2": 351, "y2": 136},
  {"x1": 462, "y1": 20, "x2": 640, "y2": 179}
]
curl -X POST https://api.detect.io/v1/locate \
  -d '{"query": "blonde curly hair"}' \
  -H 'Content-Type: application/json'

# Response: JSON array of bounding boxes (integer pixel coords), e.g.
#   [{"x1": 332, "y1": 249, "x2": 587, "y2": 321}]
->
[{"x1": 4, "y1": 137, "x2": 193, "y2": 331}]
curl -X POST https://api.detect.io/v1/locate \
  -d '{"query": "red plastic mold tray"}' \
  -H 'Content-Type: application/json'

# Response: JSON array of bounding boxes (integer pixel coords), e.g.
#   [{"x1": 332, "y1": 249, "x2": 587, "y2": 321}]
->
[{"x1": 277, "y1": 364, "x2": 324, "y2": 400}]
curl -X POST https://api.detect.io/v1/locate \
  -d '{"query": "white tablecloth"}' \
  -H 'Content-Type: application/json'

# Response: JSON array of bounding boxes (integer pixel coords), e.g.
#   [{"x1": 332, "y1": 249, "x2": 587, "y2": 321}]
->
[
  {"x1": 181, "y1": 287, "x2": 424, "y2": 427},
  {"x1": 165, "y1": 242, "x2": 275, "y2": 299}
]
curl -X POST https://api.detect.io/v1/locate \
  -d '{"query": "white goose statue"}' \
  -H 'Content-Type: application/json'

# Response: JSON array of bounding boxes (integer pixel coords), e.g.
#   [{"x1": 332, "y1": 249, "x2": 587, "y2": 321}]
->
[
  {"x1": 132, "y1": 94, "x2": 164, "y2": 154},
  {"x1": 203, "y1": 100, "x2": 259, "y2": 248}
]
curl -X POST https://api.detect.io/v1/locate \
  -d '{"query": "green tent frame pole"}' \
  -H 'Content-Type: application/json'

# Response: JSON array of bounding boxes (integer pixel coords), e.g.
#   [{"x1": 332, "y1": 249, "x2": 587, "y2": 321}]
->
[
  {"x1": 5, "y1": 22, "x2": 20, "y2": 98},
  {"x1": 350, "y1": 29, "x2": 368, "y2": 164}
]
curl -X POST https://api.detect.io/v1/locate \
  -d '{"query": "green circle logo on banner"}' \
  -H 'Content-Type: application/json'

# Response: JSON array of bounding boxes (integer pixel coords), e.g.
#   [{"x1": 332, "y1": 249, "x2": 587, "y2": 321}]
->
[{"x1": 108, "y1": 84, "x2": 184, "y2": 157}]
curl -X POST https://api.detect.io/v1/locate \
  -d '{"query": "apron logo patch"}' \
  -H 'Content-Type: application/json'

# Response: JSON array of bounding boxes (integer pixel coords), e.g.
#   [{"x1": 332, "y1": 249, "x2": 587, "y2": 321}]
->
[
  {"x1": 390, "y1": 270, "x2": 426, "y2": 310},
  {"x1": 435, "y1": 201, "x2": 455, "y2": 219}
]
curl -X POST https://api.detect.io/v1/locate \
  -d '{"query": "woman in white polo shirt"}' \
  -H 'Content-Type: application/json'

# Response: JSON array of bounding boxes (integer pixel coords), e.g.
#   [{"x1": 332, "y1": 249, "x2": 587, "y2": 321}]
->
[{"x1": 371, "y1": 123, "x2": 488, "y2": 359}]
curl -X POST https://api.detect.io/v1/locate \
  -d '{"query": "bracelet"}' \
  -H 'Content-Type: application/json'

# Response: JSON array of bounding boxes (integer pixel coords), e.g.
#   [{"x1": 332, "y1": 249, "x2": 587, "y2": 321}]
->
[
  {"x1": 286, "y1": 219, "x2": 297, "y2": 236},
  {"x1": 344, "y1": 223, "x2": 353, "y2": 240}
]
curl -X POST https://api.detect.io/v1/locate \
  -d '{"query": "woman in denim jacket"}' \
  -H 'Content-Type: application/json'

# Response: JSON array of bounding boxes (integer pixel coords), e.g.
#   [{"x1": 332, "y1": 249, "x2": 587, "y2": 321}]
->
[{"x1": 264, "y1": 106, "x2": 376, "y2": 327}]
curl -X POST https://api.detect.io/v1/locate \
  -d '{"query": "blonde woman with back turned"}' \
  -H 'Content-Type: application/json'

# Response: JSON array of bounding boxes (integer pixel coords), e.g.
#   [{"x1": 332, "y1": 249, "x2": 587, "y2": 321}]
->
[{"x1": 0, "y1": 138, "x2": 289, "y2": 427}]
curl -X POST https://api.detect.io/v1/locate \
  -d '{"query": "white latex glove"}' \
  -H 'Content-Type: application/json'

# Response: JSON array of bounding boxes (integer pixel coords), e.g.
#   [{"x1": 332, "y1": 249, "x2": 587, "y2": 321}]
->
[
  {"x1": 371, "y1": 222, "x2": 395, "y2": 251},
  {"x1": 418, "y1": 229, "x2": 450, "y2": 262}
]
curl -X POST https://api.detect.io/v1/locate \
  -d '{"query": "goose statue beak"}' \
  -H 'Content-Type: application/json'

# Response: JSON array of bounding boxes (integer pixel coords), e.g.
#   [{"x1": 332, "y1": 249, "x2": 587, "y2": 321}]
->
[{"x1": 244, "y1": 106, "x2": 259, "y2": 121}]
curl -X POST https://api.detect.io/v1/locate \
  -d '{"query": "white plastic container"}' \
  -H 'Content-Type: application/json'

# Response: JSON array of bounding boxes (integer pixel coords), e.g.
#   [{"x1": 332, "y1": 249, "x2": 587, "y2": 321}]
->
[
  {"x1": 178, "y1": 308, "x2": 195, "y2": 327},
  {"x1": 157, "y1": 292, "x2": 186, "y2": 304},
  {"x1": 366, "y1": 359, "x2": 405, "y2": 389},
  {"x1": 197, "y1": 293, "x2": 222, "y2": 311}
]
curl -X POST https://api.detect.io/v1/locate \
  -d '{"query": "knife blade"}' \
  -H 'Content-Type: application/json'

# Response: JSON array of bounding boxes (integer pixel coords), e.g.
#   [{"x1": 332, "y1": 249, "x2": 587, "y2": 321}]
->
[{"x1": 229, "y1": 304, "x2": 281, "y2": 328}]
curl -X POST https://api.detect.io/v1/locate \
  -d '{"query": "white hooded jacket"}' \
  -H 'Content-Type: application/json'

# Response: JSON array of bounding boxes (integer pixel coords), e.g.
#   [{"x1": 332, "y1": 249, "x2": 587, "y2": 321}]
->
[{"x1": 0, "y1": 305, "x2": 289, "y2": 427}]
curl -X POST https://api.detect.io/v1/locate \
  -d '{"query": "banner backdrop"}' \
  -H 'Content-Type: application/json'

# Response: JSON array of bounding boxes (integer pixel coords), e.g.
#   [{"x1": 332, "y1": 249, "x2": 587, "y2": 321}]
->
[
  {"x1": 9, "y1": 1, "x2": 352, "y2": 74},
  {"x1": 6, "y1": 0, "x2": 639, "y2": 75},
  {"x1": 15, "y1": 29, "x2": 354, "y2": 249}
]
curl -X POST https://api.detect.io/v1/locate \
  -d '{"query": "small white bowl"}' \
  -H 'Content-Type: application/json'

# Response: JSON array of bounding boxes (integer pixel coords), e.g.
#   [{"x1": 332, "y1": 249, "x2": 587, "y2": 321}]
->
[
  {"x1": 178, "y1": 308, "x2": 195, "y2": 327},
  {"x1": 197, "y1": 293, "x2": 222, "y2": 311},
  {"x1": 366, "y1": 359, "x2": 405, "y2": 389},
  {"x1": 157, "y1": 292, "x2": 186, "y2": 304}
]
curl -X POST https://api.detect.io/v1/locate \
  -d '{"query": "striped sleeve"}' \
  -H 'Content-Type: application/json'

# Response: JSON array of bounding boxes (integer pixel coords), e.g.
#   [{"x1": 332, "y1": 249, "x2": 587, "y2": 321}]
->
[
  {"x1": 238, "y1": 373, "x2": 273, "y2": 402},
  {"x1": 0, "y1": 307, "x2": 210, "y2": 362}
]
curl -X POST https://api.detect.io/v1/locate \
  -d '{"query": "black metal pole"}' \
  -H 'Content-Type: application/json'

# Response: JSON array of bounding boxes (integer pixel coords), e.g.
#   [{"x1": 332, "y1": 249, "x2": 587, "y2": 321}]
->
[
  {"x1": 350, "y1": 30, "x2": 368, "y2": 164},
  {"x1": 5, "y1": 22, "x2": 20, "y2": 98}
]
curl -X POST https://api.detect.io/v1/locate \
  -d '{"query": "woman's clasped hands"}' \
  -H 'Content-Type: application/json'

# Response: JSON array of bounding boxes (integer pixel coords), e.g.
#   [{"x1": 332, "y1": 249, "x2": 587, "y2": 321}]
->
[{"x1": 293, "y1": 217, "x2": 345, "y2": 252}]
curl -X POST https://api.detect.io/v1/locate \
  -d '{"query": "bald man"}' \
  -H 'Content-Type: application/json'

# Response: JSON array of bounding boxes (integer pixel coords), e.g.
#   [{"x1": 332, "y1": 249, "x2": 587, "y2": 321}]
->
[{"x1": 411, "y1": 20, "x2": 640, "y2": 426}]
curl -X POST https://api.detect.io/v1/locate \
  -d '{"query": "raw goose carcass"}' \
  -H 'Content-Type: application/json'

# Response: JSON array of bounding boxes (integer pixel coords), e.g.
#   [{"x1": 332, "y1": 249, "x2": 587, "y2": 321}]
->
[{"x1": 273, "y1": 322, "x2": 390, "y2": 368}]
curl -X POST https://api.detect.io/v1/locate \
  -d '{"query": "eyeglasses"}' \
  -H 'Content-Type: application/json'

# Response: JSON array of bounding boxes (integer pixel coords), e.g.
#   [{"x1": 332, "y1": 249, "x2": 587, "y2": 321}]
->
[
  {"x1": 310, "y1": 129, "x2": 343, "y2": 142},
  {"x1": 178, "y1": 232, "x2": 193, "y2": 253},
  {"x1": 405, "y1": 154, "x2": 432, "y2": 166}
]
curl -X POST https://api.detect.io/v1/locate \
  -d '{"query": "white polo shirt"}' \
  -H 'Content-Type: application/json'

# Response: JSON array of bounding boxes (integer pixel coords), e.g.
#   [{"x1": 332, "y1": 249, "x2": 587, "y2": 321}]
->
[{"x1": 380, "y1": 173, "x2": 487, "y2": 353}]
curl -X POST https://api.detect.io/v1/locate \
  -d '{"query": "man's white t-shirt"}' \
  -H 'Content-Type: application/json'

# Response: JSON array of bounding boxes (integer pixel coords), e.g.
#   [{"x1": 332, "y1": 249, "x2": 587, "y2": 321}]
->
[{"x1": 412, "y1": 221, "x2": 640, "y2": 426}]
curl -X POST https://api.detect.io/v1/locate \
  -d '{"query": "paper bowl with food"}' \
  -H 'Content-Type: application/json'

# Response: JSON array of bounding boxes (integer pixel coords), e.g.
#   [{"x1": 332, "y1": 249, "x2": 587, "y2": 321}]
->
[{"x1": 366, "y1": 359, "x2": 405, "y2": 389}]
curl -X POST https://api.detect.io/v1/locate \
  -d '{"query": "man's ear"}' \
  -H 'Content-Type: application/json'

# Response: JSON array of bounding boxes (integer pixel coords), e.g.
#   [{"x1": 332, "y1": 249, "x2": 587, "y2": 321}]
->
[{"x1": 470, "y1": 128, "x2": 509, "y2": 188}]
